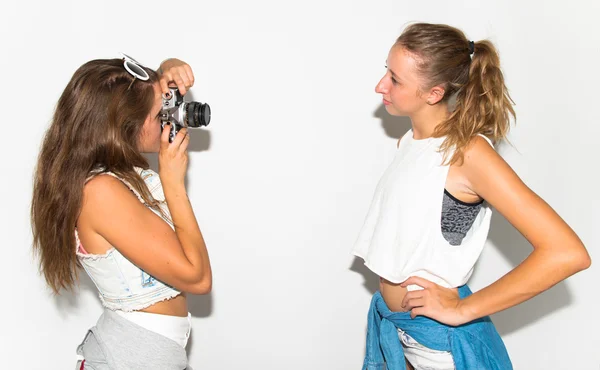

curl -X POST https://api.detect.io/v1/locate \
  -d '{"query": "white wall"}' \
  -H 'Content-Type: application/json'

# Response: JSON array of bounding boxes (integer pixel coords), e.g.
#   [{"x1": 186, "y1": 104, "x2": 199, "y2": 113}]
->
[{"x1": 1, "y1": 0, "x2": 598, "y2": 368}]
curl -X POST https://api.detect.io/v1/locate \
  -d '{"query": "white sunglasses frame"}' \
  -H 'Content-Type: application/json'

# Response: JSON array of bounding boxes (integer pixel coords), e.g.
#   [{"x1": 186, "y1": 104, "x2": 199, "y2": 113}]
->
[{"x1": 120, "y1": 53, "x2": 150, "y2": 81}]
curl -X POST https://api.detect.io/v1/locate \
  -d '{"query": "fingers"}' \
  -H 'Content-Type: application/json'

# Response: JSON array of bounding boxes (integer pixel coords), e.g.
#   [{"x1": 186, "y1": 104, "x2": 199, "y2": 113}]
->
[
  {"x1": 176, "y1": 67, "x2": 192, "y2": 89},
  {"x1": 183, "y1": 64, "x2": 195, "y2": 87},
  {"x1": 160, "y1": 124, "x2": 191, "y2": 152},
  {"x1": 401, "y1": 291, "x2": 424, "y2": 308},
  {"x1": 159, "y1": 78, "x2": 170, "y2": 96},
  {"x1": 403, "y1": 297, "x2": 425, "y2": 311},
  {"x1": 159, "y1": 66, "x2": 193, "y2": 96},
  {"x1": 173, "y1": 70, "x2": 188, "y2": 95},
  {"x1": 410, "y1": 307, "x2": 426, "y2": 319},
  {"x1": 160, "y1": 70, "x2": 183, "y2": 95},
  {"x1": 178, "y1": 130, "x2": 190, "y2": 154},
  {"x1": 171, "y1": 127, "x2": 188, "y2": 148},
  {"x1": 160, "y1": 123, "x2": 172, "y2": 150}
]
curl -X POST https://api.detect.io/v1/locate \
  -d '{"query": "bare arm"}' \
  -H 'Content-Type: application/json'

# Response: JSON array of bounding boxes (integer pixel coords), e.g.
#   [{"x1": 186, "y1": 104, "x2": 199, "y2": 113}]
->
[
  {"x1": 81, "y1": 127, "x2": 211, "y2": 294},
  {"x1": 456, "y1": 137, "x2": 590, "y2": 320},
  {"x1": 401, "y1": 136, "x2": 591, "y2": 324},
  {"x1": 159, "y1": 127, "x2": 212, "y2": 294}
]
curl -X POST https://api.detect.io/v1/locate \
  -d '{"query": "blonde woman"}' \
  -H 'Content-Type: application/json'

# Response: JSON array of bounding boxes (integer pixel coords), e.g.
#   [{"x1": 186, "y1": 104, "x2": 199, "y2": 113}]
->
[{"x1": 353, "y1": 23, "x2": 591, "y2": 370}]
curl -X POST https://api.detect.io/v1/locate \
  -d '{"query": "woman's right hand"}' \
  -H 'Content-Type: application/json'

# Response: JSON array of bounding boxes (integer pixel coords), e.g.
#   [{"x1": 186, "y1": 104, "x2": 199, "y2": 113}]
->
[
  {"x1": 159, "y1": 124, "x2": 190, "y2": 188},
  {"x1": 81, "y1": 120, "x2": 211, "y2": 295}
]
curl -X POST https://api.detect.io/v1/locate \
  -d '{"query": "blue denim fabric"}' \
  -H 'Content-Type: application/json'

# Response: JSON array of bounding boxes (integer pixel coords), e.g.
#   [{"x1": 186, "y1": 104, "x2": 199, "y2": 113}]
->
[{"x1": 362, "y1": 286, "x2": 512, "y2": 370}]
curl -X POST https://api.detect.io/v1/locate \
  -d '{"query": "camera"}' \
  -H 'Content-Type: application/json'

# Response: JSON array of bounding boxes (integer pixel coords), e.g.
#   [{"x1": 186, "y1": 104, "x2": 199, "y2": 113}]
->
[{"x1": 160, "y1": 87, "x2": 211, "y2": 142}]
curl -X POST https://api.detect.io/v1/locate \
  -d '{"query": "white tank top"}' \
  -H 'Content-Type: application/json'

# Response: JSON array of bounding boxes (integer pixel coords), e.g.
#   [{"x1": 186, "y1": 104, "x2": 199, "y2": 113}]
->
[
  {"x1": 352, "y1": 130, "x2": 494, "y2": 289},
  {"x1": 76, "y1": 167, "x2": 182, "y2": 311}
]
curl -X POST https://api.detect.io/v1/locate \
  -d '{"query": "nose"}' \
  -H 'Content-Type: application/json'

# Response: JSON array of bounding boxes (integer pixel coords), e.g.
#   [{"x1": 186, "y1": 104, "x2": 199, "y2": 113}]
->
[{"x1": 375, "y1": 75, "x2": 388, "y2": 95}]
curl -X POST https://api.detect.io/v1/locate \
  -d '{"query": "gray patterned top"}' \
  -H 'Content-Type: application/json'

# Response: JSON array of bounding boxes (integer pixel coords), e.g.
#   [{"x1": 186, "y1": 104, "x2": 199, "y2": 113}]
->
[{"x1": 441, "y1": 190, "x2": 484, "y2": 246}]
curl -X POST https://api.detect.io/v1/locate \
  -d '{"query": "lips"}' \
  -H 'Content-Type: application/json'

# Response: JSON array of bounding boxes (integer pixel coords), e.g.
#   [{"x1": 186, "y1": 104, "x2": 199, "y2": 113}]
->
[{"x1": 383, "y1": 99, "x2": 391, "y2": 106}]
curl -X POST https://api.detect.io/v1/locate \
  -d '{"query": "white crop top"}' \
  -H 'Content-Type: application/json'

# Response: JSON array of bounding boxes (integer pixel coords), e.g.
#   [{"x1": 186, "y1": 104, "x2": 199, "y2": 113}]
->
[
  {"x1": 76, "y1": 167, "x2": 181, "y2": 311},
  {"x1": 352, "y1": 130, "x2": 494, "y2": 289}
]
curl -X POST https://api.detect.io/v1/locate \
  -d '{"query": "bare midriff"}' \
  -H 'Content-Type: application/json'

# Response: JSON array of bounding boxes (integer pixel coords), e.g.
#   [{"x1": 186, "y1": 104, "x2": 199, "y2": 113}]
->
[
  {"x1": 379, "y1": 277, "x2": 411, "y2": 313},
  {"x1": 138, "y1": 294, "x2": 188, "y2": 317}
]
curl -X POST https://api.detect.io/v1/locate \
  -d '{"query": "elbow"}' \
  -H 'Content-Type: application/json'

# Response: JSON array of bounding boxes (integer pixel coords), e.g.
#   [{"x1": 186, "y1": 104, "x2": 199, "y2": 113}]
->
[
  {"x1": 178, "y1": 260, "x2": 212, "y2": 295},
  {"x1": 578, "y1": 251, "x2": 592, "y2": 271},
  {"x1": 190, "y1": 278, "x2": 212, "y2": 295},
  {"x1": 565, "y1": 246, "x2": 591, "y2": 274},
  {"x1": 186, "y1": 271, "x2": 212, "y2": 295}
]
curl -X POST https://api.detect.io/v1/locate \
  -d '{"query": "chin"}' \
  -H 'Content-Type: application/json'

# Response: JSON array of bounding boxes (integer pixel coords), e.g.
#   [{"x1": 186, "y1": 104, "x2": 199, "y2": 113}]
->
[
  {"x1": 386, "y1": 105, "x2": 413, "y2": 117},
  {"x1": 384, "y1": 105, "x2": 402, "y2": 116}
]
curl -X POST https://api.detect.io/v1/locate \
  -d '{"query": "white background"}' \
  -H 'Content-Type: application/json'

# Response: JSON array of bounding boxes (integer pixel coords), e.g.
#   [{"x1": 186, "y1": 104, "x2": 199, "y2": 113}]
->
[{"x1": 1, "y1": 0, "x2": 598, "y2": 368}]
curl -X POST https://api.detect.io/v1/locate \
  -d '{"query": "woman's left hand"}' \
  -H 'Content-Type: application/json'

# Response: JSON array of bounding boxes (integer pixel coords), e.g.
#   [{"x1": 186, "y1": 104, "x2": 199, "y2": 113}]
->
[
  {"x1": 400, "y1": 276, "x2": 470, "y2": 326},
  {"x1": 158, "y1": 58, "x2": 195, "y2": 96}
]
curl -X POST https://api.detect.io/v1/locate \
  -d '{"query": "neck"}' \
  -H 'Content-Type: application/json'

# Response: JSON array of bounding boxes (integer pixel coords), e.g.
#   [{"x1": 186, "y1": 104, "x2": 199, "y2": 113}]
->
[{"x1": 410, "y1": 103, "x2": 449, "y2": 139}]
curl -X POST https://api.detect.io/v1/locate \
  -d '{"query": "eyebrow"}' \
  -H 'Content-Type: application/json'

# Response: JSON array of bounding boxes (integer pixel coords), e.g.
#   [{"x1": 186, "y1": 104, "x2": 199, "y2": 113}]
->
[
  {"x1": 389, "y1": 68, "x2": 401, "y2": 80},
  {"x1": 385, "y1": 61, "x2": 401, "y2": 80}
]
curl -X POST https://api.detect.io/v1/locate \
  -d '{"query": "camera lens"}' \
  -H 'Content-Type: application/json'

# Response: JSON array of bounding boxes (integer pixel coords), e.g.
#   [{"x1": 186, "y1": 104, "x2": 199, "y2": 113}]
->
[{"x1": 186, "y1": 102, "x2": 211, "y2": 127}]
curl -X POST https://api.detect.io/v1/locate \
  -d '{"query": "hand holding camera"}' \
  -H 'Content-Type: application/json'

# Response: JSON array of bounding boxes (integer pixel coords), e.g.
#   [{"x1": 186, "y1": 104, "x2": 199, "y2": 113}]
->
[
  {"x1": 160, "y1": 87, "x2": 211, "y2": 143},
  {"x1": 157, "y1": 58, "x2": 212, "y2": 143},
  {"x1": 156, "y1": 58, "x2": 212, "y2": 188},
  {"x1": 158, "y1": 58, "x2": 195, "y2": 95}
]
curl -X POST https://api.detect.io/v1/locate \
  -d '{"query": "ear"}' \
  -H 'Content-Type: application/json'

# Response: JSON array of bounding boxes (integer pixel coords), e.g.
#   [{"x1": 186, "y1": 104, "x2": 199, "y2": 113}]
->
[{"x1": 426, "y1": 85, "x2": 446, "y2": 105}]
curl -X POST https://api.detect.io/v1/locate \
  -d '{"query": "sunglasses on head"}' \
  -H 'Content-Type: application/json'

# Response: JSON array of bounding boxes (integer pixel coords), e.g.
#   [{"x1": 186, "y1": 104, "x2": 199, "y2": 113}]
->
[{"x1": 120, "y1": 53, "x2": 150, "y2": 88}]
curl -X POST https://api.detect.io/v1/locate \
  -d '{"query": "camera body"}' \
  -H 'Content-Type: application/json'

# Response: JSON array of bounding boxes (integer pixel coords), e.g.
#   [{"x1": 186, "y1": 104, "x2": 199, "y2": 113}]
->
[{"x1": 160, "y1": 87, "x2": 211, "y2": 142}]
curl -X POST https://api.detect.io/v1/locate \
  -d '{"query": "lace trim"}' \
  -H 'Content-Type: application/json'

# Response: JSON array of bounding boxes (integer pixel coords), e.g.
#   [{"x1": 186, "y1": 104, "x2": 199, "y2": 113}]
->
[{"x1": 99, "y1": 289, "x2": 182, "y2": 312}]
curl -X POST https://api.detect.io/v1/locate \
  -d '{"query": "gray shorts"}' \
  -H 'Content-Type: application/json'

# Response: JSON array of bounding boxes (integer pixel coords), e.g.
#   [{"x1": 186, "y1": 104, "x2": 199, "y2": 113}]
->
[{"x1": 75, "y1": 309, "x2": 190, "y2": 370}]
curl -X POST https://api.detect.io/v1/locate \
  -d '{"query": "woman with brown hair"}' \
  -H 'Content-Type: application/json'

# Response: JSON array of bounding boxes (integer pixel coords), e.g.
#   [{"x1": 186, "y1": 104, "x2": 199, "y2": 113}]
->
[
  {"x1": 353, "y1": 23, "x2": 591, "y2": 369},
  {"x1": 31, "y1": 55, "x2": 211, "y2": 369}
]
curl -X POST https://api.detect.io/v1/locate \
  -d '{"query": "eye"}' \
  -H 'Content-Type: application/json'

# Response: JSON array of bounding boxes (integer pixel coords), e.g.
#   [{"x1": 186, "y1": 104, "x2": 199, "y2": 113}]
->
[{"x1": 391, "y1": 77, "x2": 399, "y2": 85}]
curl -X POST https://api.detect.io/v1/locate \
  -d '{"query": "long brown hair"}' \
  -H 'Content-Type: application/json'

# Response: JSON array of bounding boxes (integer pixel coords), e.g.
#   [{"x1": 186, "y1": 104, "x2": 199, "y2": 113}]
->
[
  {"x1": 31, "y1": 58, "x2": 163, "y2": 293},
  {"x1": 395, "y1": 23, "x2": 516, "y2": 164}
]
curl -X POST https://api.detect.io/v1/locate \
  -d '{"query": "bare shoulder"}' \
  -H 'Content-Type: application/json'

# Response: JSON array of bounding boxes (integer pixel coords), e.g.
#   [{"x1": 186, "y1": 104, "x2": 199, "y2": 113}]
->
[
  {"x1": 84, "y1": 174, "x2": 134, "y2": 204},
  {"x1": 461, "y1": 136, "x2": 514, "y2": 179},
  {"x1": 462, "y1": 135, "x2": 502, "y2": 165},
  {"x1": 457, "y1": 135, "x2": 523, "y2": 201},
  {"x1": 84, "y1": 173, "x2": 126, "y2": 197},
  {"x1": 81, "y1": 174, "x2": 147, "y2": 223}
]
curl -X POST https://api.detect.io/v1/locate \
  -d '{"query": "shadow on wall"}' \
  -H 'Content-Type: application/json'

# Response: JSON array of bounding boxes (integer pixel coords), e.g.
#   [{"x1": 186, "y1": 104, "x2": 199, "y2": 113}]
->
[
  {"x1": 350, "y1": 258, "x2": 380, "y2": 295},
  {"x1": 146, "y1": 129, "x2": 212, "y2": 172},
  {"x1": 53, "y1": 272, "x2": 100, "y2": 319},
  {"x1": 484, "y1": 208, "x2": 572, "y2": 336},
  {"x1": 185, "y1": 294, "x2": 213, "y2": 359},
  {"x1": 375, "y1": 104, "x2": 412, "y2": 141}
]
